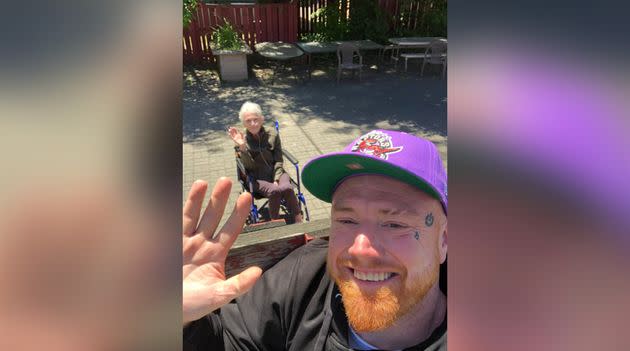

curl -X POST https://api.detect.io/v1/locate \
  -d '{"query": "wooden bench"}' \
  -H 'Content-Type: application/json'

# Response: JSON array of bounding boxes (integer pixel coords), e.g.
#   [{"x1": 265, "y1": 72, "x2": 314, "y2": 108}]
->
[{"x1": 225, "y1": 218, "x2": 330, "y2": 276}]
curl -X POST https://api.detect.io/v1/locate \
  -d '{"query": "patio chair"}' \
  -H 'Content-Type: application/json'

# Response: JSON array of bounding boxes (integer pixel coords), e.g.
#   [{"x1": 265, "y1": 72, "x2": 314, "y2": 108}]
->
[
  {"x1": 381, "y1": 44, "x2": 401, "y2": 64},
  {"x1": 420, "y1": 39, "x2": 447, "y2": 78},
  {"x1": 336, "y1": 43, "x2": 363, "y2": 83},
  {"x1": 400, "y1": 39, "x2": 447, "y2": 78}
]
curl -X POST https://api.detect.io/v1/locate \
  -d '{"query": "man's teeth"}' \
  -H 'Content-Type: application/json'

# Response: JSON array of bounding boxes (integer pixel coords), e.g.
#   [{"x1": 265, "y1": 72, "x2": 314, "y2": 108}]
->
[{"x1": 353, "y1": 270, "x2": 393, "y2": 282}]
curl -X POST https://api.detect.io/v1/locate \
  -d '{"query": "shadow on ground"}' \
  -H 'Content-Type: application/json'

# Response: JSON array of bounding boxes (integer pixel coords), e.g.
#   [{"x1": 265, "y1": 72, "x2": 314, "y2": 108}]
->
[{"x1": 183, "y1": 55, "x2": 446, "y2": 149}]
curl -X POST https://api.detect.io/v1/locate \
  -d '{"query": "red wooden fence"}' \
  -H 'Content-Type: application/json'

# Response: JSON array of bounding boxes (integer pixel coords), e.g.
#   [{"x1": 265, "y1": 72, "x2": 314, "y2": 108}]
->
[
  {"x1": 183, "y1": 2, "x2": 299, "y2": 64},
  {"x1": 183, "y1": 0, "x2": 441, "y2": 65}
]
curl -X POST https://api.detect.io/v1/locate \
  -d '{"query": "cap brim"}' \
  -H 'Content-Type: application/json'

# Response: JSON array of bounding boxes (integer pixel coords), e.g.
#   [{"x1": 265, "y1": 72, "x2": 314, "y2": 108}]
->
[{"x1": 302, "y1": 153, "x2": 442, "y2": 203}]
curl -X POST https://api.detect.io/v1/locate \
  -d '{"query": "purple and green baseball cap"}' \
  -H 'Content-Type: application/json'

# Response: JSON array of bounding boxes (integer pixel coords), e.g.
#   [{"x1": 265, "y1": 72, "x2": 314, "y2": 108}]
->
[{"x1": 302, "y1": 130, "x2": 447, "y2": 213}]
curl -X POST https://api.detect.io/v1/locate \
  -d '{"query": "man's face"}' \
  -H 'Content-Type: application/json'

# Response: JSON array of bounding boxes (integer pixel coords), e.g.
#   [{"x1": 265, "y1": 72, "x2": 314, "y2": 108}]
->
[
  {"x1": 241, "y1": 112, "x2": 263, "y2": 135},
  {"x1": 327, "y1": 175, "x2": 447, "y2": 332}
]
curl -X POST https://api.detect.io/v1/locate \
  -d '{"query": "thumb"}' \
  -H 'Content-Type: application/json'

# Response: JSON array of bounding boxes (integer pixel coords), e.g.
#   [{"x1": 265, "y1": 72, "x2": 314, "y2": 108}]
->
[
  {"x1": 215, "y1": 266, "x2": 262, "y2": 304},
  {"x1": 228, "y1": 266, "x2": 263, "y2": 295}
]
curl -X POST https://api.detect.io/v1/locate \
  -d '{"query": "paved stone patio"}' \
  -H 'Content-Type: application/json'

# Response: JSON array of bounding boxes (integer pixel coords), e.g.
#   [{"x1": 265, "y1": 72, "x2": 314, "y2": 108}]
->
[{"x1": 183, "y1": 58, "x2": 447, "y2": 228}]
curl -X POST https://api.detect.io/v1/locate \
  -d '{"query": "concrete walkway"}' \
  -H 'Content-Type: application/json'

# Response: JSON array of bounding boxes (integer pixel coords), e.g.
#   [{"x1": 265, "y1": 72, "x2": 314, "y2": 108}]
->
[{"x1": 183, "y1": 61, "x2": 447, "y2": 227}]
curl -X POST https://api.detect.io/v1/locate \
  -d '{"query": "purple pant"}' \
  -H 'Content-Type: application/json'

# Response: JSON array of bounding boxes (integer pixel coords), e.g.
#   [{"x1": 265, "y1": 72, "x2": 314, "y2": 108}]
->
[{"x1": 255, "y1": 173, "x2": 300, "y2": 219}]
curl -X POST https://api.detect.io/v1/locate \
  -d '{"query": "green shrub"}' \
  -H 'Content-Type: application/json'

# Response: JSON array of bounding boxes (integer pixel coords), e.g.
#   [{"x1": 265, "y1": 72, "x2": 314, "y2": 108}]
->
[
  {"x1": 305, "y1": 0, "x2": 391, "y2": 44},
  {"x1": 347, "y1": 0, "x2": 389, "y2": 44},
  {"x1": 394, "y1": 0, "x2": 447, "y2": 37},
  {"x1": 309, "y1": 4, "x2": 349, "y2": 41},
  {"x1": 299, "y1": 32, "x2": 328, "y2": 42},
  {"x1": 211, "y1": 21, "x2": 243, "y2": 51},
  {"x1": 426, "y1": 0, "x2": 447, "y2": 37}
]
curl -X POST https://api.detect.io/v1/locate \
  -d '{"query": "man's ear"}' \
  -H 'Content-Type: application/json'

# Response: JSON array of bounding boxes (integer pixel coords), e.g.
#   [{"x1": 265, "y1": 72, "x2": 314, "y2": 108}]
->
[{"x1": 439, "y1": 221, "x2": 447, "y2": 264}]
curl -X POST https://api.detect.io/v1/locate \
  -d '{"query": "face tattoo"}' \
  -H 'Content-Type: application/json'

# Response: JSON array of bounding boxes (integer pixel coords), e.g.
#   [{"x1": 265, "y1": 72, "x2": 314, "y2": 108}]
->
[{"x1": 425, "y1": 213, "x2": 434, "y2": 227}]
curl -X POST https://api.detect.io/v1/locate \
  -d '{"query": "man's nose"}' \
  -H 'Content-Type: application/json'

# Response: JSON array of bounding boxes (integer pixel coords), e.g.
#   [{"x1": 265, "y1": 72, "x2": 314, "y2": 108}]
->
[{"x1": 347, "y1": 232, "x2": 382, "y2": 258}]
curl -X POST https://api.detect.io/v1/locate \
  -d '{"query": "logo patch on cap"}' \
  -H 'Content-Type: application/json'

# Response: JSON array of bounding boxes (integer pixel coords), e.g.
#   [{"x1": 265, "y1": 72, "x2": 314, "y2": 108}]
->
[{"x1": 351, "y1": 131, "x2": 403, "y2": 160}]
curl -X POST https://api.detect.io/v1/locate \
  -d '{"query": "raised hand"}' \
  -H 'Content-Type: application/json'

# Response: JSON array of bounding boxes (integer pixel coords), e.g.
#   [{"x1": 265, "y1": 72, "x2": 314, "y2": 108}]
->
[
  {"x1": 183, "y1": 178, "x2": 261, "y2": 325},
  {"x1": 227, "y1": 127, "x2": 245, "y2": 146}
]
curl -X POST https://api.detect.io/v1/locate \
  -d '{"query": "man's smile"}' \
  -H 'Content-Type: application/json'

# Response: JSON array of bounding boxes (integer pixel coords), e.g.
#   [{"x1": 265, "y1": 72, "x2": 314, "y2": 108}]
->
[{"x1": 347, "y1": 267, "x2": 399, "y2": 283}]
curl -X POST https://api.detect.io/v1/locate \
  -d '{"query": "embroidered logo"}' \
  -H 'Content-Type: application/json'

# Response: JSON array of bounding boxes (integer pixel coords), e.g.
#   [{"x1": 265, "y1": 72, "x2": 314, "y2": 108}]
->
[{"x1": 351, "y1": 131, "x2": 403, "y2": 160}]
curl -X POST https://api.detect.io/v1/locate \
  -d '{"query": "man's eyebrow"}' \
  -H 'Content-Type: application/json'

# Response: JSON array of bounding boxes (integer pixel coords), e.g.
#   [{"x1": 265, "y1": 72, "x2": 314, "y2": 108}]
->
[
  {"x1": 331, "y1": 204, "x2": 356, "y2": 213},
  {"x1": 332, "y1": 203, "x2": 420, "y2": 216},
  {"x1": 378, "y1": 208, "x2": 420, "y2": 216}
]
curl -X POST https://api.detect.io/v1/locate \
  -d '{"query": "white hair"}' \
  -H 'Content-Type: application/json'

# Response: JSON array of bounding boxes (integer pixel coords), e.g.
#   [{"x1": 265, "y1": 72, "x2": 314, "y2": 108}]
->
[{"x1": 238, "y1": 101, "x2": 263, "y2": 121}]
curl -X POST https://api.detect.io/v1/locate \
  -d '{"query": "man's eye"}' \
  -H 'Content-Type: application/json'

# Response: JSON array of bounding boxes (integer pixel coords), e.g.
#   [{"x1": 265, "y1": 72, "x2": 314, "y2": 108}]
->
[
  {"x1": 336, "y1": 219, "x2": 357, "y2": 225},
  {"x1": 381, "y1": 222, "x2": 408, "y2": 229}
]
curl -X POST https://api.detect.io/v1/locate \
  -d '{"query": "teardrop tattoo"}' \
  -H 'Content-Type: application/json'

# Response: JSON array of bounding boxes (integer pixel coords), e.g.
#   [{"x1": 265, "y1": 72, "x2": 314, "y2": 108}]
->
[
  {"x1": 414, "y1": 230, "x2": 420, "y2": 240},
  {"x1": 425, "y1": 213, "x2": 434, "y2": 227}
]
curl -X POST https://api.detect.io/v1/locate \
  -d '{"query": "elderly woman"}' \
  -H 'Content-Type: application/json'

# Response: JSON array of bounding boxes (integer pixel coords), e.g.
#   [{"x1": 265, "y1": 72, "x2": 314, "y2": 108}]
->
[{"x1": 228, "y1": 102, "x2": 303, "y2": 223}]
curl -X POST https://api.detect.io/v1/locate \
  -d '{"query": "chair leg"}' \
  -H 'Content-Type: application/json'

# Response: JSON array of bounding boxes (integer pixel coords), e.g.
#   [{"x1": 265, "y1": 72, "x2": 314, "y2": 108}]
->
[
  {"x1": 337, "y1": 68, "x2": 341, "y2": 83},
  {"x1": 404, "y1": 58, "x2": 408, "y2": 72},
  {"x1": 392, "y1": 48, "x2": 399, "y2": 65},
  {"x1": 421, "y1": 61, "x2": 426, "y2": 77}
]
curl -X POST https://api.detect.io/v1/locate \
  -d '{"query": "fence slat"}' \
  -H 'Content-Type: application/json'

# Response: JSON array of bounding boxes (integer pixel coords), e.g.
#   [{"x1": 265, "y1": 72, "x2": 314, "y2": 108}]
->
[
  {"x1": 258, "y1": 5, "x2": 263, "y2": 43},
  {"x1": 279, "y1": 5, "x2": 286, "y2": 42},
  {"x1": 243, "y1": 6, "x2": 252, "y2": 48},
  {"x1": 308, "y1": 0, "x2": 312, "y2": 34},
  {"x1": 204, "y1": 4, "x2": 212, "y2": 30},
  {"x1": 268, "y1": 5, "x2": 274, "y2": 42},
  {"x1": 229, "y1": 6, "x2": 238, "y2": 30},
  {"x1": 276, "y1": 5, "x2": 281, "y2": 42},
  {"x1": 304, "y1": 0, "x2": 308, "y2": 34},
  {"x1": 194, "y1": 3, "x2": 202, "y2": 28},
  {"x1": 290, "y1": 2, "x2": 297, "y2": 42},
  {"x1": 201, "y1": 4, "x2": 210, "y2": 59},
  {"x1": 266, "y1": 5, "x2": 272, "y2": 42},
  {"x1": 254, "y1": 5, "x2": 262, "y2": 43}
]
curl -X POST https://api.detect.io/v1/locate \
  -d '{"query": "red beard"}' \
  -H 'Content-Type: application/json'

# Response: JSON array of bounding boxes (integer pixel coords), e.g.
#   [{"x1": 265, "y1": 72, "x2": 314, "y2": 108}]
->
[{"x1": 330, "y1": 249, "x2": 440, "y2": 332}]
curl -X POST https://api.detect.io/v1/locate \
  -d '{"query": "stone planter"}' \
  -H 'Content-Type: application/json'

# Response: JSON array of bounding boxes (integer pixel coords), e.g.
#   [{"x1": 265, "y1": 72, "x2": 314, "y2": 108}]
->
[{"x1": 210, "y1": 42, "x2": 253, "y2": 81}]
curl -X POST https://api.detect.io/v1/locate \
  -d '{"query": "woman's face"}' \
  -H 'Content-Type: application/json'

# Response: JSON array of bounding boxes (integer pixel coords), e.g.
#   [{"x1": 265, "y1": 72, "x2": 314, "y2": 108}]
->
[{"x1": 241, "y1": 112, "x2": 263, "y2": 135}]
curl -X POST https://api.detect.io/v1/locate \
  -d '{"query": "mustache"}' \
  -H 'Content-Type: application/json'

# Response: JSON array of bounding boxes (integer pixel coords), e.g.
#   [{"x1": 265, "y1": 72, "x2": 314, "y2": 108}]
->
[{"x1": 335, "y1": 255, "x2": 404, "y2": 273}]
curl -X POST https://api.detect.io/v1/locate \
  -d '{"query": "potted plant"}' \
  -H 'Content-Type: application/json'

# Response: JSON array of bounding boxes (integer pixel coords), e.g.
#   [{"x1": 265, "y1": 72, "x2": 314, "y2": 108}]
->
[{"x1": 210, "y1": 21, "x2": 252, "y2": 81}]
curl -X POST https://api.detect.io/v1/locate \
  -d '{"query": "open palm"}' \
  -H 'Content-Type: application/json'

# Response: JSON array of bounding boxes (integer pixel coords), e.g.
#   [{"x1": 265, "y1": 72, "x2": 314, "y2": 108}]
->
[
  {"x1": 227, "y1": 127, "x2": 245, "y2": 146},
  {"x1": 183, "y1": 178, "x2": 261, "y2": 325}
]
